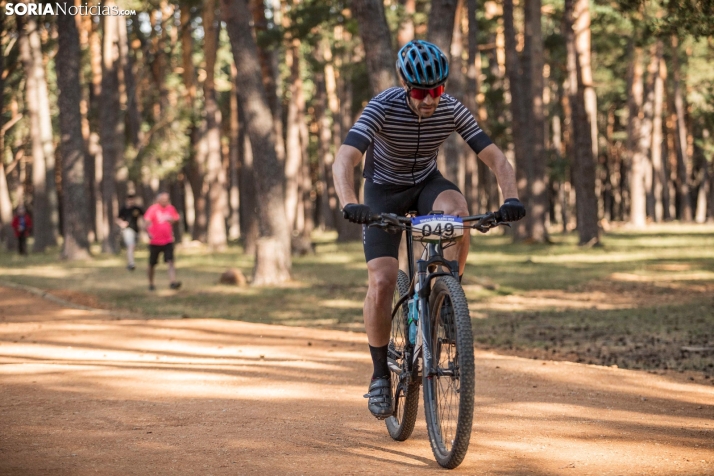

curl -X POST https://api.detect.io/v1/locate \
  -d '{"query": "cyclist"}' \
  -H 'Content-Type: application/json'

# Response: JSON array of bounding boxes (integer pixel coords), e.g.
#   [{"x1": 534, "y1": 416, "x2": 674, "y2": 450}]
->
[{"x1": 333, "y1": 40, "x2": 526, "y2": 419}]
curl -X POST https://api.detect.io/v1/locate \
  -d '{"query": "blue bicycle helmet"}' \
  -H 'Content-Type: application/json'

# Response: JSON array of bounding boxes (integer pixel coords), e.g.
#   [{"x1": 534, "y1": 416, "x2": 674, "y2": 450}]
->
[{"x1": 396, "y1": 40, "x2": 449, "y2": 88}]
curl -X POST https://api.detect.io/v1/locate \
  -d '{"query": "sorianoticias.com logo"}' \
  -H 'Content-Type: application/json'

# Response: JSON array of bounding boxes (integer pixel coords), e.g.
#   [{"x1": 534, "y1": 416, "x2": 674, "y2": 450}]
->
[{"x1": 5, "y1": 3, "x2": 136, "y2": 16}]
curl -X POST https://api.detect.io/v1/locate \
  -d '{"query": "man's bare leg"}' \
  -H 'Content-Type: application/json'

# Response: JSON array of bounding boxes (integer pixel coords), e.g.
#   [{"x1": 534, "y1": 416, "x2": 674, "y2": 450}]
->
[
  {"x1": 432, "y1": 190, "x2": 470, "y2": 276},
  {"x1": 127, "y1": 244, "x2": 135, "y2": 268},
  {"x1": 167, "y1": 260, "x2": 176, "y2": 283},
  {"x1": 363, "y1": 256, "x2": 399, "y2": 418},
  {"x1": 364, "y1": 257, "x2": 399, "y2": 347}
]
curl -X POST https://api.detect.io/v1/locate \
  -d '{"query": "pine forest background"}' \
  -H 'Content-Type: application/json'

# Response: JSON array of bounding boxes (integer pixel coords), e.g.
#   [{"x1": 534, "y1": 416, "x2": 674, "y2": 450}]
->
[{"x1": 0, "y1": 0, "x2": 712, "y2": 284}]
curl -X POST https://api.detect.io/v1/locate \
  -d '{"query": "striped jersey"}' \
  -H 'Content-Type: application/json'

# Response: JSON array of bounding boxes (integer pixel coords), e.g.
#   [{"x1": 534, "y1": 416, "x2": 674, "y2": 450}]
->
[{"x1": 343, "y1": 87, "x2": 493, "y2": 186}]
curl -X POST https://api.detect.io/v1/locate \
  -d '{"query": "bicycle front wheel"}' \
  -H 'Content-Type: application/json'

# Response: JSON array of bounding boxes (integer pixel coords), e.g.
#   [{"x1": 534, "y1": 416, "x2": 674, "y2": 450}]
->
[
  {"x1": 385, "y1": 270, "x2": 420, "y2": 441},
  {"x1": 423, "y1": 276, "x2": 475, "y2": 469}
]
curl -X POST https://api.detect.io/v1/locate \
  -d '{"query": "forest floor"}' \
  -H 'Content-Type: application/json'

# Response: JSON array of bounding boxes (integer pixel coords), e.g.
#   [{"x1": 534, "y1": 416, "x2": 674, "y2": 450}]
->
[
  {"x1": 1, "y1": 224, "x2": 713, "y2": 379},
  {"x1": 1, "y1": 284, "x2": 713, "y2": 475}
]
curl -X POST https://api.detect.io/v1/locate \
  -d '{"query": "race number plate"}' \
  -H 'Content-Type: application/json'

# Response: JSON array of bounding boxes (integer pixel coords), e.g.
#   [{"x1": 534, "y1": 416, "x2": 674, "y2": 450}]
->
[{"x1": 411, "y1": 215, "x2": 464, "y2": 242}]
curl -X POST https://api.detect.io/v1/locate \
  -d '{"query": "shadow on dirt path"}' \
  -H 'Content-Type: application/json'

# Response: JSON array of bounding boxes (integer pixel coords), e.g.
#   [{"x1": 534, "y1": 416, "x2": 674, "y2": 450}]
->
[{"x1": 0, "y1": 287, "x2": 712, "y2": 475}]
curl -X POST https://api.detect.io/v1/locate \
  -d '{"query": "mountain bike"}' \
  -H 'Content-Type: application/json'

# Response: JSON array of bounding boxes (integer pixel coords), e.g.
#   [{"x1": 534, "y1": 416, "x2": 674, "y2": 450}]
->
[{"x1": 366, "y1": 210, "x2": 509, "y2": 469}]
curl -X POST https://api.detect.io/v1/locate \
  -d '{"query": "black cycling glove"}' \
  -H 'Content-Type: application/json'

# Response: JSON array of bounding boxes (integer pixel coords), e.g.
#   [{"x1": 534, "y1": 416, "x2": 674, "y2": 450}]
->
[
  {"x1": 342, "y1": 203, "x2": 372, "y2": 224},
  {"x1": 498, "y1": 198, "x2": 526, "y2": 222}
]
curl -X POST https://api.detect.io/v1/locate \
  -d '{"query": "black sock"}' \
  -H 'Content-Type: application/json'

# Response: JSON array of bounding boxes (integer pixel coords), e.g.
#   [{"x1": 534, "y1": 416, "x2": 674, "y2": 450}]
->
[{"x1": 369, "y1": 344, "x2": 390, "y2": 380}]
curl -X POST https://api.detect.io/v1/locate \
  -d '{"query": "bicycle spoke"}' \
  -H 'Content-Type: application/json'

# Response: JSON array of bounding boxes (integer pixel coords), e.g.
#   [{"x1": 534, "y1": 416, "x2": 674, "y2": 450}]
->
[{"x1": 434, "y1": 296, "x2": 460, "y2": 453}]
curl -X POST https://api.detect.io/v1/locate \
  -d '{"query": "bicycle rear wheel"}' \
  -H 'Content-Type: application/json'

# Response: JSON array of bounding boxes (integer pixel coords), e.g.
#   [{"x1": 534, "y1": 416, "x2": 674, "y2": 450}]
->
[
  {"x1": 385, "y1": 270, "x2": 420, "y2": 441},
  {"x1": 423, "y1": 276, "x2": 475, "y2": 469}
]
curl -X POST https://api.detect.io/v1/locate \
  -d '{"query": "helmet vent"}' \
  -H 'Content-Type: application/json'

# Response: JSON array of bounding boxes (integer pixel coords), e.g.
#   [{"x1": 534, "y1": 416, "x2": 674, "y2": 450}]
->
[{"x1": 396, "y1": 39, "x2": 449, "y2": 88}]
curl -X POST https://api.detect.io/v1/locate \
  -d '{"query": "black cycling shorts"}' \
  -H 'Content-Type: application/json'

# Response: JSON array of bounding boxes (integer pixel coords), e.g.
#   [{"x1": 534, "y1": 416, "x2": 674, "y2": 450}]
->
[
  {"x1": 149, "y1": 243, "x2": 175, "y2": 266},
  {"x1": 362, "y1": 170, "x2": 461, "y2": 262}
]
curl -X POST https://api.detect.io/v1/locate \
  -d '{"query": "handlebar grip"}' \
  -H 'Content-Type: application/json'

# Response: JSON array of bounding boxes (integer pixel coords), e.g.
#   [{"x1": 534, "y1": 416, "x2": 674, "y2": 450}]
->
[{"x1": 493, "y1": 211, "x2": 503, "y2": 223}]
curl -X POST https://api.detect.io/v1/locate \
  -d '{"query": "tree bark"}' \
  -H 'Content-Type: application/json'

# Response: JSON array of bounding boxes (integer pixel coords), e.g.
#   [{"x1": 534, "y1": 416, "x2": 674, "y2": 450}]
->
[
  {"x1": 117, "y1": 16, "x2": 141, "y2": 153},
  {"x1": 463, "y1": 0, "x2": 479, "y2": 214},
  {"x1": 503, "y1": 0, "x2": 529, "y2": 240},
  {"x1": 670, "y1": 36, "x2": 692, "y2": 222},
  {"x1": 223, "y1": 0, "x2": 291, "y2": 285},
  {"x1": 249, "y1": 0, "x2": 285, "y2": 164},
  {"x1": 651, "y1": 41, "x2": 666, "y2": 222},
  {"x1": 524, "y1": 0, "x2": 548, "y2": 242},
  {"x1": 56, "y1": 7, "x2": 91, "y2": 260},
  {"x1": 313, "y1": 42, "x2": 335, "y2": 230},
  {"x1": 351, "y1": 0, "x2": 397, "y2": 94},
  {"x1": 442, "y1": 0, "x2": 465, "y2": 188},
  {"x1": 564, "y1": 0, "x2": 599, "y2": 245},
  {"x1": 179, "y1": 8, "x2": 207, "y2": 242},
  {"x1": 99, "y1": 13, "x2": 121, "y2": 253},
  {"x1": 627, "y1": 46, "x2": 647, "y2": 228},
  {"x1": 0, "y1": 13, "x2": 13, "y2": 249},
  {"x1": 284, "y1": 44, "x2": 302, "y2": 232},
  {"x1": 238, "y1": 105, "x2": 258, "y2": 254},
  {"x1": 427, "y1": 0, "x2": 459, "y2": 54},
  {"x1": 204, "y1": 0, "x2": 228, "y2": 250},
  {"x1": 18, "y1": 15, "x2": 59, "y2": 251},
  {"x1": 228, "y1": 63, "x2": 241, "y2": 241}
]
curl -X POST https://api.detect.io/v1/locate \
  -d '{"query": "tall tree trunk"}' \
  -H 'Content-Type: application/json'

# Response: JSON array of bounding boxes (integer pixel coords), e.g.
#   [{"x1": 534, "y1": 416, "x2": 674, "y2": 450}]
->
[
  {"x1": 574, "y1": 0, "x2": 598, "y2": 164},
  {"x1": 427, "y1": 0, "x2": 458, "y2": 54},
  {"x1": 296, "y1": 48, "x2": 314, "y2": 250},
  {"x1": 100, "y1": 13, "x2": 121, "y2": 253},
  {"x1": 284, "y1": 44, "x2": 302, "y2": 232},
  {"x1": 322, "y1": 37, "x2": 341, "y2": 230},
  {"x1": 313, "y1": 42, "x2": 335, "y2": 230},
  {"x1": 180, "y1": 8, "x2": 207, "y2": 242},
  {"x1": 564, "y1": 0, "x2": 599, "y2": 244},
  {"x1": 204, "y1": 0, "x2": 227, "y2": 250},
  {"x1": 19, "y1": 16, "x2": 58, "y2": 251},
  {"x1": 628, "y1": 46, "x2": 647, "y2": 227},
  {"x1": 398, "y1": 0, "x2": 416, "y2": 46},
  {"x1": 524, "y1": 0, "x2": 548, "y2": 242},
  {"x1": 223, "y1": 0, "x2": 291, "y2": 285},
  {"x1": 442, "y1": 0, "x2": 465, "y2": 188},
  {"x1": 228, "y1": 63, "x2": 241, "y2": 241},
  {"x1": 503, "y1": 0, "x2": 529, "y2": 240},
  {"x1": 0, "y1": 13, "x2": 12, "y2": 249},
  {"x1": 118, "y1": 15, "x2": 141, "y2": 151},
  {"x1": 56, "y1": 7, "x2": 91, "y2": 260},
  {"x1": 670, "y1": 36, "x2": 692, "y2": 222},
  {"x1": 651, "y1": 40, "x2": 666, "y2": 222},
  {"x1": 463, "y1": 0, "x2": 479, "y2": 214},
  {"x1": 351, "y1": 0, "x2": 397, "y2": 94},
  {"x1": 249, "y1": 0, "x2": 285, "y2": 164},
  {"x1": 238, "y1": 105, "x2": 258, "y2": 254},
  {"x1": 641, "y1": 44, "x2": 657, "y2": 221}
]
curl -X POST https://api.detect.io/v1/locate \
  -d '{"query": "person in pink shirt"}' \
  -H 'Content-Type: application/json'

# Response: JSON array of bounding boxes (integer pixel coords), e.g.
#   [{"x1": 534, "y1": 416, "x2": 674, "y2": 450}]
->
[{"x1": 143, "y1": 192, "x2": 181, "y2": 291}]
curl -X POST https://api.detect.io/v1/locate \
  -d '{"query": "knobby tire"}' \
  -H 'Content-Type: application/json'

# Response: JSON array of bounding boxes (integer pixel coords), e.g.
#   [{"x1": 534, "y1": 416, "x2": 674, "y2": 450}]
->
[
  {"x1": 423, "y1": 276, "x2": 475, "y2": 469},
  {"x1": 385, "y1": 270, "x2": 420, "y2": 441}
]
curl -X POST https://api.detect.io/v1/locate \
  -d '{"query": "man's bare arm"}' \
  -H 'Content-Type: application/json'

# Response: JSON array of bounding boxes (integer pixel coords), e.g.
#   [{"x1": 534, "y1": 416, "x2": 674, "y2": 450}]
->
[
  {"x1": 332, "y1": 144, "x2": 364, "y2": 207},
  {"x1": 477, "y1": 143, "x2": 519, "y2": 200}
]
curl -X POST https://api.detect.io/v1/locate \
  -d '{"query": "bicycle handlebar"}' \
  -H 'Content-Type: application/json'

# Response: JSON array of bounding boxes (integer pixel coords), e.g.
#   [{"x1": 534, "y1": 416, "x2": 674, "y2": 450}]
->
[{"x1": 366, "y1": 210, "x2": 511, "y2": 234}]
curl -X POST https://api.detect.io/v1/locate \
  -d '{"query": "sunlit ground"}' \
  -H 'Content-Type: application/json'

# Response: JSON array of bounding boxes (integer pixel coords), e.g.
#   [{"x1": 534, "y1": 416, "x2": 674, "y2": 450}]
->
[
  {"x1": 0, "y1": 224, "x2": 713, "y2": 377},
  {"x1": 0, "y1": 289, "x2": 712, "y2": 475}
]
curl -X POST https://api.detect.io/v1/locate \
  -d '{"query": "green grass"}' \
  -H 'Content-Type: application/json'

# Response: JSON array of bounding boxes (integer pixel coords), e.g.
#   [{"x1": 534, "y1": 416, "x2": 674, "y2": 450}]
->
[{"x1": 1, "y1": 225, "x2": 713, "y2": 377}]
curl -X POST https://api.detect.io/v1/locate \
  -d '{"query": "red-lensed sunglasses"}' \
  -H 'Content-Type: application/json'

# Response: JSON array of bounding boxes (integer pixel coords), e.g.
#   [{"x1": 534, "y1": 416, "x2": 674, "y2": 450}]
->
[{"x1": 408, "y1": 85, "x2": 445, "y2": 100}]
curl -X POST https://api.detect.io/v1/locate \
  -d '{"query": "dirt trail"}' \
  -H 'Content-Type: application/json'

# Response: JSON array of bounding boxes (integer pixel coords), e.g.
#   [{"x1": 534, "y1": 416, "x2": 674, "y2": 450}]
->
[{"x1": 0, "y1": 286, "x2": 712, "y2": 475}]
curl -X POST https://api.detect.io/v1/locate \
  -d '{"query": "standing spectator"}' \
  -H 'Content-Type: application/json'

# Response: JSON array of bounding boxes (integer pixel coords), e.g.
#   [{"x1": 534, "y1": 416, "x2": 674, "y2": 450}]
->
[
  {"x1": 116, "y1": 194, "x2": 144, "y2": 270},
  {"x1": 143, "y1": 192, "x2": 181, "y2": 291},
  {"x1": 11, "y1": 205, "x2": 32, "y2": 256}
]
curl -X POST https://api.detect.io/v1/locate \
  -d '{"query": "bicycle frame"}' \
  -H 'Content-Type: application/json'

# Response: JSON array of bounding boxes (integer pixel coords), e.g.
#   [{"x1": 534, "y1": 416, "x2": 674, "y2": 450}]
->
[
  {"x1": 382, "y1": 210, "x2": 503, "y2": 382},
  {"x1": 400, "y1": 225, "x2": 462, "y2": 380}
]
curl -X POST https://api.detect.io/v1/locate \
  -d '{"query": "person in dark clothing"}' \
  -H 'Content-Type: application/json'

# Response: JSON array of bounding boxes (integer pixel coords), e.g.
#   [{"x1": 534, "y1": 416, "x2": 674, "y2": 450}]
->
[
  {"x1": 116, "y1": 195, "x2": 144, "y2": 270},
  {"x1": 11, "y1": 205, "x2": 32, "y2": 256}
]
